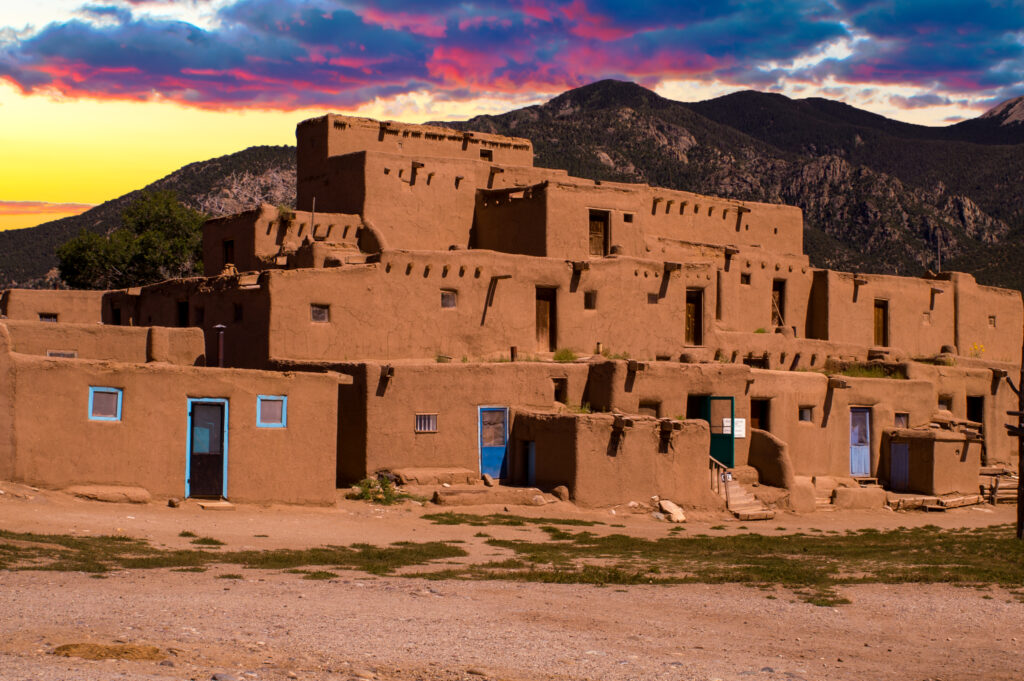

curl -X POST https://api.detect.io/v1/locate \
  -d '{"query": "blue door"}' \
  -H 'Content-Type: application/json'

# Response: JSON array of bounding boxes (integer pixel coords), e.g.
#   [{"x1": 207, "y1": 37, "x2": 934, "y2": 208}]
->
[
  {"x1": 850, "y1": 408, "x2": 871, "y2": 476},
  {"x1": 890, "y1": 442, "x2": 909, "y2": 491},
  {"x1": 479, "y1": 407, "x2": 509, "y2": 478}
]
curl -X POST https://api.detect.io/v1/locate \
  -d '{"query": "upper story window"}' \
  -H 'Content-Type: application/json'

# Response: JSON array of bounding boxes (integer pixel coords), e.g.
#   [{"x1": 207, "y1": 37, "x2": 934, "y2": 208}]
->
[
  {"x1": 415, "y1": 413, "x2": 438, "y2": 433},
  {"x1": 310, "y1": 304, "x2": 330, "y2": 323},
  {"x1": 257, "y1": 395, "x2": 287, "y2": 428},
  {"x1": 441, "y1": 289, "x2": 457, "y2": 309},
  {"x1": 89, "y1": 387, "x2": 123, "y2": 422},
  {"x1": 38, "y1": 313, "x2": 58, "y2": 323}
]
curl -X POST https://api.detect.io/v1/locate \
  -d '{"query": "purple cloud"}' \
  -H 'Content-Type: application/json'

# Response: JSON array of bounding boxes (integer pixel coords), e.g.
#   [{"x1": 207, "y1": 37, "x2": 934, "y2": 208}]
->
[{"x1": 0, "y1": 0, "x2": 1019, "y2": 111}]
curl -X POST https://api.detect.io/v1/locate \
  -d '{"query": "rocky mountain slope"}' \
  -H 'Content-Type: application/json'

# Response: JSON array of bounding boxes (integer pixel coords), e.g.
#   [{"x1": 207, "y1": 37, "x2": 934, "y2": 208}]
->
[{"x1": 3, "y1": 80, "x2": 1024, "y2": 291}]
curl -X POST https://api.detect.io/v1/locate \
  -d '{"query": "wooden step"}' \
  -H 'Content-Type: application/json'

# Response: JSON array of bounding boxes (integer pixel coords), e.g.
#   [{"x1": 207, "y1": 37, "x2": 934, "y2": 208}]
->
[{"x1": 938, "y1": 494, "x2": 983, "y2": 508}]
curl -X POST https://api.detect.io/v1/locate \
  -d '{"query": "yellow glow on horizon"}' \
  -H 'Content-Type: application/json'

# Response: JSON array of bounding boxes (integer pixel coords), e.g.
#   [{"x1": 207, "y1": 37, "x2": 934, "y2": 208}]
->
[{"x1": 0, "y1": 82, "x2": 549, "y2": 231}]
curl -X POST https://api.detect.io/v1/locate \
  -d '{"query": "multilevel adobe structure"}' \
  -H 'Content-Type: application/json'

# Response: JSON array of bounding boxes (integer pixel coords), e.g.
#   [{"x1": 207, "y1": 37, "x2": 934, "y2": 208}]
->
[{"x1": 1, "y1": 114, "x2": 1021, "y2": 515}]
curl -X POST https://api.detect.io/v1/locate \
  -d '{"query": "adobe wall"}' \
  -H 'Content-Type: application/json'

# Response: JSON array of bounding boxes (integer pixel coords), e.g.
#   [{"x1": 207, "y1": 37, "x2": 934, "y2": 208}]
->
[
  {"x1": 123, "y1": 276, "x2": 272, "y2": 369},
  {"x1": 203, "y1": 204, "x2": 364, "y2": 276},
  {"x1": 0, "y1": 324, "x2": 13, "y2": 480},
  {"x1": 509, "y1": 412, "x2": 719, "y2": 508},
  {"x1": 306, "y1": 151, "x2": 562, "y2": 250},
  {"x1": 338, "y1": 361, "x2": 591, "y2": 481},
  {"x1": 882, "y1": 430, "x2": 980, "y2": 495},
  {"x1": 263, "y1": 252, "x2": 709, "y2": 363},
  {"x1": 296, "y1": 115, "x2": 533, "y2": 210},
  {"x1": 0, "y1": 320, "x2": 203, "y2": 364},
  {"x1": 5, "y1": 355, "x2": 339, "y2": 504},
  {"x1": 474, "y1": 180, "x2": 804, "y2": 260},
  {"x1": 950, "y1": 273, "x2": 1024, "y2": 364},
  {"x1": 1, "y1": 289, "x2": 105, "y2": 324}
]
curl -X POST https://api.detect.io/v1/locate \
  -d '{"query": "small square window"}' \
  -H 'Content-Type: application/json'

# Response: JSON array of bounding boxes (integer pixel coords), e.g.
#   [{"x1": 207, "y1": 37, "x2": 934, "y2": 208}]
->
[
  {"x1": 798, "y1": 406, "x2": 813, "y2": 422},
  {"x1": 740, "y1": 273, "x2": 751, "y2": 285},
  {"x1": 623, "y1": 213, "x2": 634, "y2": 223},
  {"x1": 441, "y1": 289, "x2": 457, "y2": 309},
  {"x1": 989, "y1": 315, "x2": 997, "y2": 328},
  {"x1": 938, "y1": 396, "x2": 953, "y2": 411},
  {"x1": 415, "y1": 413, "x2": 438, "y2": 433},
  {"x1": 38, "y1": 313, "x2": 58, "y2": 323},
  {"x1": 310, "y1": 304, "x2": 330, "y2": 323},
  {"x1": 647, "y1": 293, "x2": 659, "y2": 304},
  {"x1": 584, "y1": 290, "x2": 598, "y2": 310},
  {"x1": 894, "y1": 412, "x2": 910, "y2": 428},
  {"x1": 257, "y1": 395, "x2": 287, "y2": 428},
  {"x1": 89, "y1": 387, "x2": 122, "y2": 421},
  {"x1": 479, "y1": 149, "x2": 493, "y2": 161}
]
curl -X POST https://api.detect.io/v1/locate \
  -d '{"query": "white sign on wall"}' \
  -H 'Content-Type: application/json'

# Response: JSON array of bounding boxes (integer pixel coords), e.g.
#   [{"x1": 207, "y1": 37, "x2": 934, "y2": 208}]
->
[{"x1": 722, "y1": 417, "x2": 746, "y2": 438}]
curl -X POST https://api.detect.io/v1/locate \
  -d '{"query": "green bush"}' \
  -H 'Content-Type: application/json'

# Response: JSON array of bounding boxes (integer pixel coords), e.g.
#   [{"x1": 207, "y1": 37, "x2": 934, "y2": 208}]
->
[{"x1": 553, "y1": 348, "x2": 577, "y2": 362}]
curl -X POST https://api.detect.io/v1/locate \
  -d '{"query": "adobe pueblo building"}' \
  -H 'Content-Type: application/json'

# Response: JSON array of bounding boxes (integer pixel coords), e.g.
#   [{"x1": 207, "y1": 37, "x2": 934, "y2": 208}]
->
[{"x1": 1, "y1": 114, "x2": 1021, "y2": 516}]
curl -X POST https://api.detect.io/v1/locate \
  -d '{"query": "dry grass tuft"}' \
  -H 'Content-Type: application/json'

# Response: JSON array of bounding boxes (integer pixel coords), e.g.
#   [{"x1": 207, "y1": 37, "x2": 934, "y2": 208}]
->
[{"x1": 52, "y1": 643, "x2": 164, "y2": 661}]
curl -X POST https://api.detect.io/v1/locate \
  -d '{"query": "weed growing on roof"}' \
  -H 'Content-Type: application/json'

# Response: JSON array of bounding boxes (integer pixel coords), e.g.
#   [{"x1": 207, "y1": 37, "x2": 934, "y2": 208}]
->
[{"x1": 190, "y1": 536, "x2": 224, "y2": 547}]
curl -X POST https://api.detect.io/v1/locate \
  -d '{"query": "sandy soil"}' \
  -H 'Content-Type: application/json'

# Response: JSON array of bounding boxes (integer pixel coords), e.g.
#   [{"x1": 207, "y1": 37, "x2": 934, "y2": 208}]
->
[{"x1": 1, "y1": 483, "x2": 1022, "y2": 681}]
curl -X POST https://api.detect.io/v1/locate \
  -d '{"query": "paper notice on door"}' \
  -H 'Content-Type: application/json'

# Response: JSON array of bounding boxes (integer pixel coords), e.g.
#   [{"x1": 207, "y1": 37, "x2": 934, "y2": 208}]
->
[{"x1": 722, "y1": 418, "x2": 746, "y2": 438}]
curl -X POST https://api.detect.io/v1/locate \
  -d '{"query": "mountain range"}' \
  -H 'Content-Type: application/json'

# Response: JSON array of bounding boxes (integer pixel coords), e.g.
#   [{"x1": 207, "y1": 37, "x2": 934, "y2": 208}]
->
[{"x1": 3, "y1": 80, "x2": 1023, "y2": 291}]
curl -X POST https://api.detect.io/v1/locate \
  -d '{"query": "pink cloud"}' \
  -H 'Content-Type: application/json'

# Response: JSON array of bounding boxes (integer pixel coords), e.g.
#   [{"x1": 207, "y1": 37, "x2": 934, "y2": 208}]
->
[{"x1": 0, "y1": 201, "x2": 95, "y2": 215}]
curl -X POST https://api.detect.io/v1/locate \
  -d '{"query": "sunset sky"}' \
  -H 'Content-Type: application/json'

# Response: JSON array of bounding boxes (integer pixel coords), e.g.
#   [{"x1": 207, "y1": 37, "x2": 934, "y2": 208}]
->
[{"x1": 2, "y1": 0, "x2": 1022, "y2": 231}]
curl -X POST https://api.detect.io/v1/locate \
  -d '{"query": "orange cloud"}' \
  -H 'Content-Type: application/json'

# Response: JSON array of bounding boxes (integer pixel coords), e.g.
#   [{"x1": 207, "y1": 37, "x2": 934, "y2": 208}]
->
[{"x1": 0, "y1": 200, "x2": 95, "y2": 215}]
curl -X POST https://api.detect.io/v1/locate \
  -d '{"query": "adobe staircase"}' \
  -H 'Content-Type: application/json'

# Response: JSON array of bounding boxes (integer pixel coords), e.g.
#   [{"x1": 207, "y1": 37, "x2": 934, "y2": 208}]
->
[{"x1": 708, "y1": 459, "x2": 775, "y2": 521}]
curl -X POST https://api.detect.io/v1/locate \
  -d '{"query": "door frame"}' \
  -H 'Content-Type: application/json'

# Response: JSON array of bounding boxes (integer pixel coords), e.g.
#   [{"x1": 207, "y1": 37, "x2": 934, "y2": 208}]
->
[
  {"x1": 186, "y1": 397, "x2": 230, "y2": 499},
  {"x1": 477, "y1": 405, "x2": 509, "y2": 478},
  {"x1": 849, "y1": 406, "x2": 872, "y2": 477}
]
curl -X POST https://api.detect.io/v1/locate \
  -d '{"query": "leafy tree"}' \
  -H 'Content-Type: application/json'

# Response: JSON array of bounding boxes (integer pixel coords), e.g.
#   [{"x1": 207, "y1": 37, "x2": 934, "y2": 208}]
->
[{"x1": 58, "y1": 191, "x2": 206, "y2": 289}]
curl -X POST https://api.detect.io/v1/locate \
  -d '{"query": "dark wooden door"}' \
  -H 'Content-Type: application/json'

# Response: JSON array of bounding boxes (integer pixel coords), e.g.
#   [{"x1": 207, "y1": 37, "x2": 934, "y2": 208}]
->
[
  {"x1": 589, "y1": 211, "x2": 608, "y2": 256},
  {"x1": 685, "y1": 289, "x2": 703, "y2": 345},
  {"x1": 536, "y1": 288, "x2": 556, "y2": 351},
  {"x1": 189, "y1": 402, "x2": 225, "y2": 497},
  {"x1": 874, "y1": 300, "x2": 889, "y2": 346}
]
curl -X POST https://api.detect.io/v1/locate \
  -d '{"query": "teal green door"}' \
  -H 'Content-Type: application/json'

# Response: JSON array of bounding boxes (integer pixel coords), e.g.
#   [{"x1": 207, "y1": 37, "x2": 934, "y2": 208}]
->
[{"x1": 691, "y1": 396, "x2": 735, "y2": 467}]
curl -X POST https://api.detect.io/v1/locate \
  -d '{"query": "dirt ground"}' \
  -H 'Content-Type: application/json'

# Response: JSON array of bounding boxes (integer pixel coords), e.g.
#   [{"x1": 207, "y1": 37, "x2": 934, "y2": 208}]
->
[{"x1": 1, "y1": 483, "x2": 1022, "y2": 681}]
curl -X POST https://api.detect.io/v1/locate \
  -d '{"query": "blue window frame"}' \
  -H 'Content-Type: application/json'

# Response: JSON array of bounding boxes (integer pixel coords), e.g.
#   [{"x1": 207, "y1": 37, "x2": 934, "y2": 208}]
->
[
  {"x1": 257, "y1": 395, "x2": 287, "y2": 428},
  {"x1": 88, "y1": 387, "x2": 123, "y2": 421}
]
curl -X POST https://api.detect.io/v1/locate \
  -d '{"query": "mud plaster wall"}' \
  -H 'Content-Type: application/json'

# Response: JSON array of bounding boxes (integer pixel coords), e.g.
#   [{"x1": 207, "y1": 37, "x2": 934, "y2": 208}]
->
[
  {"x1": 297, "y1": 115, "x2": 534, "y2": 212},
  {"x1": 572, "y1": 416, "x2": 717, "y2": 508},
  {"x1": 879, "y1": 431, "x2": 979, "y2": 495},
  {"x1": 0, "y1": 326, "x2": 13, "y2": 479},
  {"x1": 347, "y1": 361, "x2": 591, "y2": 481},
  {"x1": 717, "y1": 252, "x2": 815, "y2": 335},
  {"x1": 6, "y1": 356, "x2": 338, "y2": 504},
  {"x1": 1, "y1": 289, "x2": 105, "y2": 324},
  {"x1": 510, "y1": 413, "x2": 717, "y2": 507},
  {"x1": 125, "y1": 279, "x2": 271, "y2": 370},
  {"x1": 1, "y1": 320, "x2": 203, "y2": 364},
  {"x1": 263, "y1": 253, "x2": 699, "y2": 363}
]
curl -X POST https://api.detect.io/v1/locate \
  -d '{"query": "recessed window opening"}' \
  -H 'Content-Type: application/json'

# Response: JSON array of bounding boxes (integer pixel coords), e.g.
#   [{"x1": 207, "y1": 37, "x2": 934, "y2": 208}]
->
[
  {"x1": 584, "y1": 290, "x2": 598, "y2": 310},
  {"x1": 750, "y1": 398, "x2": 771, "y2": 431},
  {"x1": 894, "y1": 412, "x2": 910, "y2": 428},
  {"x1": 441, "y1": 289, "x2": 458, "y2": 308},
  {"x1": 989, "y1": 315, "x2": 997, "y2": 328},
  {"x1": 310, "y1": 304, "x2": 330, "y2": 323},
  {"x1": 176, "y1": 301, "x2": 189, "y2": 328},
  {"x1": 38, "y1": 313, "x2": 58, "y2": 323},
  {"x1": 798, "y1": 406, "x2": 813, "y2": 422},
  {"x1": 966, "y1": 396, "x2": 984, "y2": 424},
  {"x1": 112, "y1": 308, "x2": 123, "y2": 326},
  {"x1": 233, "y1": 303, "x2": 244, "y2": 322},
  {"x1": 553, "y1": 378, "x2": 568, "y2": 404},
  {"x1": 479, "y1": 149, "x2": 493, "y2": 161},
  {"x1": 415, "y1": 413, "x2": 438, "y2": 433},
  {"x1": 257, "y1": 395, "x2": 287, "y2": 428},
  {"x1": 740, "y1": 273, "x2": 751, "y2": 285},
  {"x1": 623, "y1": 213, "x2": 634, "y2": 223},
  {"x1": 694, "y1": 204, "x2": 700, "y2": 213},
  {"x1": 938, "y1": 395, "x2": 953, "y2": 411},
  {"x1": 89, "y1": 387, "x2": 123, "y2": 422},
  {"x1": 639, "y1": 401, "x2": 662, "y2": 418}
]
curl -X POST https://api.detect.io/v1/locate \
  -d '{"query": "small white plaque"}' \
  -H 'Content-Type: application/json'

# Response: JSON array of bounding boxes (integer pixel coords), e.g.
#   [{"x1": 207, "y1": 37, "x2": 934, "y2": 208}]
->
[{"x1": 723, "y1": 417, "x2": 746, "y2": 438}]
